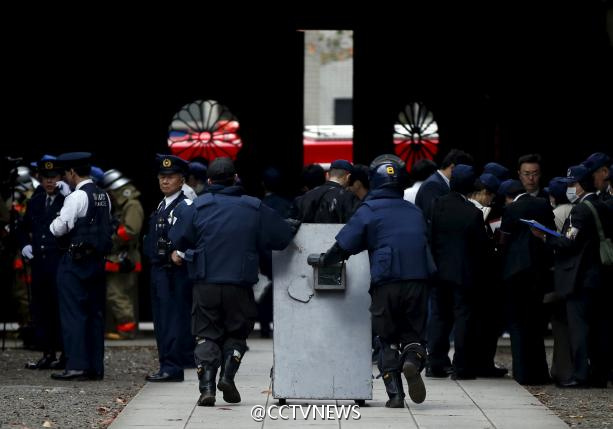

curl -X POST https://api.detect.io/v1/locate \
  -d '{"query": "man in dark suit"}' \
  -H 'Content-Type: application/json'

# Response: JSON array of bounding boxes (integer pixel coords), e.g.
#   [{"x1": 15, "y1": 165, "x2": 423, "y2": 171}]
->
[
  {"x1": 517, "y1": 153, "x2": 548, "y2": 199},
  {"x1": 532, "y1": 165, "x2": 612, "y2": 388},
  {"x1": 415, "y1": 149, "x2": 474, "y2": 225},
  {"x1": 427, "y1": 165, "x2": 489, "y2": 379},
  {"x1": 499, "y1": 179, "x2": 554, "y2": 385}
]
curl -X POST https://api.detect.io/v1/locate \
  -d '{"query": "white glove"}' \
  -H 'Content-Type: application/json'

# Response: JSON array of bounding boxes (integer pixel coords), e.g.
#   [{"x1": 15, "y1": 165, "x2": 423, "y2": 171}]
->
[
  {"x1": 56, "y1": 180, "x2": 72, "y2": 197},
  {"x1": 22, "y1": 245, "x2": 34, "y2": 260}
]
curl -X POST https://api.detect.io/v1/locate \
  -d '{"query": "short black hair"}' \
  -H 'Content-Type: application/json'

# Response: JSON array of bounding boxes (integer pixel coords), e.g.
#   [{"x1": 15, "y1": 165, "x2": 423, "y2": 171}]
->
[
  {"x1": 329, "y1": 168, "x2": 350, "y2": 179},
  {"x1": 441, "y1": 149, "x2": 474, "y2": 169},
  {"x1": 210, "y1": 176, "x2": 235, "y2": 187},
  {"x1": 70, "y1": 165, "x2": 91, "y2": 177},
  {"x1": 410, "y1": 159, "x2": 438, "y2": 181},
  {"x1": 517, "y1": 153, "x2": 542, "y2": 170},
  {"x1": 302, "y1": 164, "x2": 326, "y2": 190},
  {"x1": 349, "y1": 164, "x2": 370, "y2": 189},
  {"x1": 579, "y1": 178, "x2": 597, "y2": 193}
]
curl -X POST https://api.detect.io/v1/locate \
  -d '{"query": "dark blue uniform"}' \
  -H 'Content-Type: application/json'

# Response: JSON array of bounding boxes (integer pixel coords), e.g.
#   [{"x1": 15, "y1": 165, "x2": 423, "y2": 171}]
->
[
  {"x1": 21, "y1": 189, "x2": 65, "y2": 359},
  {"x1": 144, "y1": 191, "x2": 193, "y2": 379},
  {"x1": 169, "y1": 182, "x2": 293, "y2": 405},
  {"x1": 320, "y1": 157, "x2": 435, "y2": 407},
  {"x1": 56, "y1": 182, "x2": 112, "y2": 378}
]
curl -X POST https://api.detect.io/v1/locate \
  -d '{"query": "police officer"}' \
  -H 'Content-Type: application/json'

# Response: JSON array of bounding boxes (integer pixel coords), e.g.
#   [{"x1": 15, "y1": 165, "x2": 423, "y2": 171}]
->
[
  {"x1": 168, "y1": 157, "x2": 293, "y2": 407},
  {"x1": 294, "y1": 159, "x2": 359, "y2": 223},
  {"x1": 314, "y1": 154, "x2": 435, "y2": 408},
  {"x1": 20, "y1": 157, "x2": 66, "y2": 370},
  {"x1": 144, "y1": 155, "x2": 193, "y2": 382},
  {"x1": 101, "y1": 169, "x2": 144, "y2": 340},
  {"x1": 531, "y1": 165, "x2": 612, "y2": 387},
  {"x1": 49, "y1": 152, "x2": 113, "y2": 380},
  {"x1": 582, "y1": 152, "x2": 611, "y2": 202}
]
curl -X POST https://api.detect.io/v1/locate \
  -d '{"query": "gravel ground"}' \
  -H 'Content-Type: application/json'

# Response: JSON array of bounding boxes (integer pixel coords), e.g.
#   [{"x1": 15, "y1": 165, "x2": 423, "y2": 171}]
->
[
  {"x1": 495, "y1": 346, "x2": 613, "y2": 429},
  {"x1": 0, "y1": 340, "x2": 611, "y2": 428},
  {"x1": 0, "y1": 345, "x2": 158, "y2": 429}
]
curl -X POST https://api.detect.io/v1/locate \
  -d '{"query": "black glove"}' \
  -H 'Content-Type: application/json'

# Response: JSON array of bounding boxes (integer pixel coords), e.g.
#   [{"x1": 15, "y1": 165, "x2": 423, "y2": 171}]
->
[
  {"x1": 307, "y1": 253, "x2": 325, "y2": 266},
  {"x1": 285, "y1": 218, "x2": 302, "y2": 235}
]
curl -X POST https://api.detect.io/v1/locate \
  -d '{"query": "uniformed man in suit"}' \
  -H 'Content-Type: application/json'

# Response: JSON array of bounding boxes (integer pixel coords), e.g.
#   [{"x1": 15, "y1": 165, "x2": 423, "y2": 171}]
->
[
  {"x1": 582, "y1": 152, "x2": 611, "y2": 202},
  {"x1": 144, "y1": 155, "x2": 193, "y2": 382},
  {"x1": 314, "y1": 154, "x2": 435, "y2": 408},
  {"x1": 20, "y1": 157, "x2": 66, "y2": 370},
  {"x1": 168, "y1": 157, "x2": 294, "y2": 406},
  {"x1": 415, "y1": 149, "x2": 474, "y2": 225},
  {"x1": 531, "y1": 164, "x2": 612, "y2": 388},
  {"x1": 293, "y1": 159, "x2": 359, "y2": 223},
  {"x1": 498, "y1": 179, "x2": 554, "y2": 385},
  {"x1": 427, "y1": 165, "x2": 490, "y2": 380},
  {"x1": 49, "y1": 152, "x2": 113, "y2": 381}
]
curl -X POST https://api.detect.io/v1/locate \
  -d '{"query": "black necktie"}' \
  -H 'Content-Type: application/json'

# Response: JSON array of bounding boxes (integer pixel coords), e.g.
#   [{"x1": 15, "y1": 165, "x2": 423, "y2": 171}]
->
[{"x1": 46, "y1": 196, "x2": 52, "y2": 210}]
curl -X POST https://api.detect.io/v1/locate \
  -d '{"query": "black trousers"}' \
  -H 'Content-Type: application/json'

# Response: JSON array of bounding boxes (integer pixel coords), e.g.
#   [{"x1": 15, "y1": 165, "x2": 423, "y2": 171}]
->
[
  {"x1": 427, "y1": 280, "x2": 475, "y2": 375},
  {"x1": 56, "y1": 255, "x2": 105, "y2": 375},
  {"x1": 192, "y1": 283, "x2": 257, "y2": 368},
  {"x1": 566, "y1": 286, "x2": 610, "y2": 385},
  {"x1": 30, "y1": 252, "x2": 63, "y2": 354},
  {"x1": 505, "y1": 270, "x2": 550, "y2": 385}
]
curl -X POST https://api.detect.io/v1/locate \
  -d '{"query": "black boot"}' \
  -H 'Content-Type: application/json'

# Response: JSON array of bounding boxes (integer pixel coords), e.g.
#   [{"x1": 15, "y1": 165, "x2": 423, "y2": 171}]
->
[
  {"x1": 383, "y1": 371, "x2": 405, "y2": 408},
  {"x1": 401, "y1": 343, "x2": 427, "y2": 404},
  {"x1": 217, "y1": 350, "x2": 243, "y2": 404},
  {"x1": 197, "y1": 366, "x2": 218, "y2": 406}
]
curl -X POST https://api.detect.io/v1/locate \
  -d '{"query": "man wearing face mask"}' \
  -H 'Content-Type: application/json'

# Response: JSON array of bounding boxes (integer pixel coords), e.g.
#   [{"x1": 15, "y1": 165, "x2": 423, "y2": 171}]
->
[
  {"x1": 294, "y1": 159, "x2": 359, "y2": 223},
  {"x1": 546, "y1": 177, "x2": 573, "y2": 233},
  {"x1": 531, "y1": 165, "x2": 612, "y2": 388}
]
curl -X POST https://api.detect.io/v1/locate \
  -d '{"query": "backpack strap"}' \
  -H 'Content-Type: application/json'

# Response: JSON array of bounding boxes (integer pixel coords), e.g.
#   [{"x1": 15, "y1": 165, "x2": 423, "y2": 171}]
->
[{"x1": 582, "y1": 200, "x2": 606, "y2": 242}]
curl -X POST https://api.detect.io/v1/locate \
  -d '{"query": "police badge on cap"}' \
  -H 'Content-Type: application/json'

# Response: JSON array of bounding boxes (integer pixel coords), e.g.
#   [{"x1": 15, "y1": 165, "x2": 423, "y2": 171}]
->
[{"x1": 156, "y1": 154, "x2": 188, "y2": 175}]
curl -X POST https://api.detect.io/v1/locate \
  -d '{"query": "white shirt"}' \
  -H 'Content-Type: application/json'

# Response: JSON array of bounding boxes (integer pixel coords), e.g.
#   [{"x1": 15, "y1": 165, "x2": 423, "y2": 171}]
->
[
  {"x1": 403, "y1": 181, "x2": 423, "y2": 204},
  {"x1": 50, "y1": 179, "x2": 111, "y2": 237},
  {"x1": 437, "y1": 170, "x2": 450, "y2": 188},
  {"x1": 468, "y1": 198, "x2": 492, "y2": 221},
  {"x1": 181, "y1": 183, "x2": 197, "y2": 201},
  {"x1": 159, "y1": 190, "x2": 184, "y2": 212}
]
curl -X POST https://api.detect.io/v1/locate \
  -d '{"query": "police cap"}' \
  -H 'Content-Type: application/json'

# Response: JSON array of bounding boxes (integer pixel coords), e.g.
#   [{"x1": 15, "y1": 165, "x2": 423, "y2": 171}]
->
[
  {"x1": 582, "y1": 152, "x2": 611, "y2": 174},
  {"x1": 36, "y1": 155, "x2": 62, "y2": 177},
  {"x1": 56, "y1": 152, "x2": 92, "y2": 170},
  {"x1": 498, "y1": 179, "x2": 524, "y2": 197},
  {"x1": 157, "y1": 154, "x2": 188, "y2": 175},
  {"x1": 562, "y1": 165, "x2": 590, "y2": 184},
  {"x1": 478, "y1": 173, "x2": 500, "y2": 194},
  {"x1": 483, "y1": 162, "x2": 509, "y2": 181},
  {"x1": 330, "y1": 159, "x2": 353, "y2": 173}
]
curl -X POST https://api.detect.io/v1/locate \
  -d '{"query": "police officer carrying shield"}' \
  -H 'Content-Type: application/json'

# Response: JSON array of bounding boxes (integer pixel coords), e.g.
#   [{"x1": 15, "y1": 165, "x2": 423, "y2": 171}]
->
[
  {"x1": 168, "y1": 157, "x2": 294, "y2": 407},
  {"x1": 313, "y1": 154, "x2": 435, "y2": 408},
  {"x1": 20, "y1": 157, "x2": 66, "y2": 370},
  {"x1": 49, "y1": 152, "x2": 113, "y2": 380},
  {"x1": 144, "y1": 155, "x2": 193, "y2": 382}
]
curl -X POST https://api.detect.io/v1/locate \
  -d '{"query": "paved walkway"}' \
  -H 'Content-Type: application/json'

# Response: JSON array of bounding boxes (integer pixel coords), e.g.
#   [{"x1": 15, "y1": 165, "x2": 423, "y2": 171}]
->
[{"x1": 109, "y1": 339, "x2": 568, "y2": 428}]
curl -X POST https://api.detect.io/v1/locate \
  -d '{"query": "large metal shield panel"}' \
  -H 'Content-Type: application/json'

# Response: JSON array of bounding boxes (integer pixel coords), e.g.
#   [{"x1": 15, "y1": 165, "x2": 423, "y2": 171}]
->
[{"x1": 272, "y1": 224, "x2": 372, "y2": 400}]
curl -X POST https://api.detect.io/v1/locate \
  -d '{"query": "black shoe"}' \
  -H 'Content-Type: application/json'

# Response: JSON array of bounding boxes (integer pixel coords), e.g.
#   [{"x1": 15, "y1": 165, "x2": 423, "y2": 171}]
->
[
  {"x1": 145, "y1": 371, "x2": 184, "y2": 382},
  {"x1": 556, "y1": 379, "x2": 588, "y2": 389},
  {"x1": 49, "y1": 355, "x2": 67, "y2": 370},
  {"x1": 382, "y1": 371, "x2": 405, "y2": 408},
  {"x1": 403, "y1": 361, "x2": 426, "y2": 404},
  {"x1": 476, "y1": 365, "x2": 508, "y2": 378},
  {"x1": 426, "y1": 367, "x2": 450, "y2": 378},
  {"x1": 25, "y1": 354, "x2": 56, "y2": 370},
  {"x1": 197, "y1": 366, "x2": 217, "y2": 407},
  {"x1": 451, "y1": 371, "x2": 476, "y2": 380},
  {"x1": 51, "y1": 370, "x2": 90, "y2": 381},
  {"x1": 218, "y1": 351, "x2": 243, "y2": 404}
]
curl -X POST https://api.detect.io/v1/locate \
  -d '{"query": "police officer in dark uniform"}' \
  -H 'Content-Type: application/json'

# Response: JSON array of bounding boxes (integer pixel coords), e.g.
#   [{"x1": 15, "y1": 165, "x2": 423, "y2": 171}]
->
[
  {"x1": 168, "y1": 157, "x2": 294, "y2": 407},
  {"x1": 532, "y1": 165, "x2": 612, "y2": 387},
  {"x1": 49, "y1": 152, "x2": 113, "y2": 380},
  {"x1": 144, "y1": 155, "x2": 193, "y2": 382},
  {"x1": 21, "y1": 157, "x2": 66, "y2": 370},
  {"x1": 314, "y1": 154, "x2": 435, "y2": 408},
  {"x1": 582, "y1": 152, "x2": 612, "y2": 202},
  {"x1": 294, "y1": 159, "x2": 359, "y2": 223}
]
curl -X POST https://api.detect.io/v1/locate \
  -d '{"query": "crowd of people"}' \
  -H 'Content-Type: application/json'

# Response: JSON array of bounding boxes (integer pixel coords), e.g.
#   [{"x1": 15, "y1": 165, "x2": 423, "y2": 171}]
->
[{"x1": 1, "y1": 147, "x2": 611, "y2": 408}]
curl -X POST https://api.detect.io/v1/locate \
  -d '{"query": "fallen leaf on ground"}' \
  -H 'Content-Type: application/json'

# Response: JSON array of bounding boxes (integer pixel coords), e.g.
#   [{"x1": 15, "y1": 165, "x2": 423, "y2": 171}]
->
[
  {"x1": 42, "y1": 421, "x2": 53, "y2": 427},
  {"x1": 97, "y1": 406, "x2": 111, "y2": 414},
  {"x1": 115, "y1": 397, "x2": 127, "y2": 404}
]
